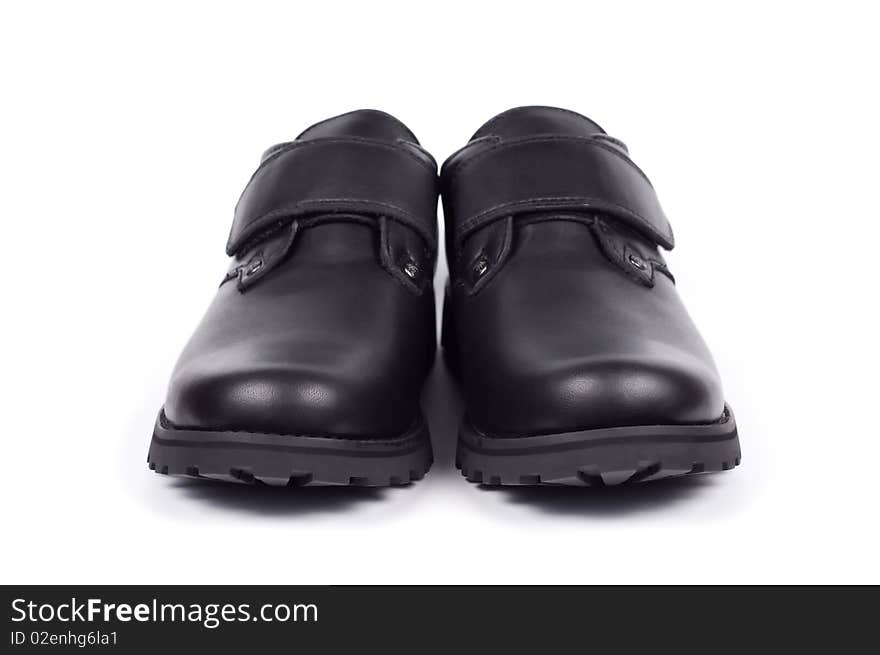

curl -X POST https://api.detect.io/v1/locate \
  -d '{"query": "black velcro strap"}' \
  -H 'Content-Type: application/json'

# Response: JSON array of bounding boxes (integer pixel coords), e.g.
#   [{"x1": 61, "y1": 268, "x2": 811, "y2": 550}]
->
[
  {"x1": 442, "y1": 136, "x2": 674, "y2": 250},
  {"x1": 227, "y1": 138, "x2": 438, "y2": 255}
]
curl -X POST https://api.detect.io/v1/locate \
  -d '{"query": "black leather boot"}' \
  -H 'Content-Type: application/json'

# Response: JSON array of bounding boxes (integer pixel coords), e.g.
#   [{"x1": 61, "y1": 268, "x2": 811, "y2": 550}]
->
[
  {"x1": 148, "y1": 110, "x2": 438, "y2": 486},
  {"x1": 441, "y1": 107, "x2": 740, "y2": 486}
]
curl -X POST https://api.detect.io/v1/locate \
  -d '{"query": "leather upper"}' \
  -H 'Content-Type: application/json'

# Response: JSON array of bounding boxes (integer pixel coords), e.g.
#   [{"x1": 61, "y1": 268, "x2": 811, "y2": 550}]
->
[
  {"x1": 443, "y1": 133, "x2": 673, "y2": 251},
  {"x1": 164, "y1": 110, "x2": 438, "y2": 438},
  {"x1": 441, "y1": 107, "x2": 724, "y2": 436},
  {"x1": 228, "y1": 130, "x2": 437, "y2": 257}
]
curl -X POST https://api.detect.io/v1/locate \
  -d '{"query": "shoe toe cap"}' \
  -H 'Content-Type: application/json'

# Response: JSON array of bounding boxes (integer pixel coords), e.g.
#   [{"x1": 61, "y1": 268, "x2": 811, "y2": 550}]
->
[
  {"x1": 471, "y1": 357, "x2": 724, "y2": 435},
  {"x1": 556, "y1": 359, "x2": 723, "y2": 427},
  {"x1": 164, "y1": 365, "x2": 415, "y2": 438}
]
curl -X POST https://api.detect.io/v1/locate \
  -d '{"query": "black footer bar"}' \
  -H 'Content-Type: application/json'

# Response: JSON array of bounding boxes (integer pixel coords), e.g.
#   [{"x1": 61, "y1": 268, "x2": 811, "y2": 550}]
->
[{"x1": 2, "y1": 585, "x2": 876, "y2": 652}]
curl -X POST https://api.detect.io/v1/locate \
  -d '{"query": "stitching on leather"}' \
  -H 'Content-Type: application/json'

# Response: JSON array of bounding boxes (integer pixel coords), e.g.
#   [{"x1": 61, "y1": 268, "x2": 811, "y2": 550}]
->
[
  {"x1": 590, "y1": 217, "x2": 677, "y2": 287},
  {"x1": 228, "y1": 216, "x2": 293, "y2": 256},
  {"x1": 231, "y1": 198, "x2": 437, "y2": 254},
  {"x1": 595, "y1": 223, "x2": 653, "y2": 286},
  {"x1": 446, "y1": 136, "x2": 653, "y2": 189},
  {"x1": 393, "y1": 138, "x2": 438, "y2": 170},
  {"x1": 443, "y1": 136, "x2": 672, "y2": 246},
  {"x1": 453, "y1": 196, "x2": 666, "y2": 245},
  {"x1": 593, "y1": 134, "x2": 628, "y2": 151},
  {"x1": 377, "y1": 217, "x2": 426, "y2": 296},
  {"x1": 467, "y1": 216, "x2": 513, "y2": 296},
  {"x1": 247, "y1": 137, "x2": 437, "y2": 185},
  {"x1": 440, "y1": 135, "x2": 502, "y2": 174}
]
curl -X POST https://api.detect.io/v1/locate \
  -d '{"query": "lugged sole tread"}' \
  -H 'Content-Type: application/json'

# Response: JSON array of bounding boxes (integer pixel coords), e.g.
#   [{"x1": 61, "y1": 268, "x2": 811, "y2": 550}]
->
[
  {"x1": 456, "y1": 406, "x2": 741, "y2": 487},
  {"x1": 147, "y1": 459, "x2": 430, "y2": 488},
  {"x1": 459, "y1": 458, "x2": 741, "y2": 487},
  {"x1": 147, "y1": 409, "x2": 433, "y2": 488}
]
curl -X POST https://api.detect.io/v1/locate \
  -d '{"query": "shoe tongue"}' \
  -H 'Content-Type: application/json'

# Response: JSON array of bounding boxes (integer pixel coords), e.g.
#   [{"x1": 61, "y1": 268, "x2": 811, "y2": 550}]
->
[
  {"x1": 296, "y1": 109, "x2": 420, "y2": 144},
  {"x1": 471, "y1": 106, "x2": 606, "y2": 141}
]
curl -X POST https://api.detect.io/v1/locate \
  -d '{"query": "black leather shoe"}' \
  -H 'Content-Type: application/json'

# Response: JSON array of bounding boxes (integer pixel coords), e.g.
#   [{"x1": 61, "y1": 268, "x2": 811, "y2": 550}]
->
[
  {"x1": 148, "y1": 110, "x2": 438, "y2": 486},
  {"x1": 441, "y1": 107, "x2": 740, "y2": 486}
]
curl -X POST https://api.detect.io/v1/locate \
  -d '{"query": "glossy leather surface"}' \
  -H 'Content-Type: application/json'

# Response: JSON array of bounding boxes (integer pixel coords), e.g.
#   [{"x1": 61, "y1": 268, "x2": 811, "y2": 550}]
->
[
  {"x1": 442, "y1": 107, "x2": 724, "y2": 436},
  {"x1": 164, "y1": 110, "x2": 438, "y2": 438}
]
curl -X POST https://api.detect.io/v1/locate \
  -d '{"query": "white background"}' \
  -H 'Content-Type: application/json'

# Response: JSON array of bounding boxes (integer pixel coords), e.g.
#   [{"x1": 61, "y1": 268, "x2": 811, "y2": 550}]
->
[{"x1": 2, "y1": 1, "x2": 878, "y2": 584}]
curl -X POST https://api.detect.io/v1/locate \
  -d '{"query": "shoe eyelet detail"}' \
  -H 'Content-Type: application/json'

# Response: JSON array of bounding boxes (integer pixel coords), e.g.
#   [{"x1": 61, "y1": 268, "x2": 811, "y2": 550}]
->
[{"x1": 403, "y1": 260, "x2": 420, "y2": 279}]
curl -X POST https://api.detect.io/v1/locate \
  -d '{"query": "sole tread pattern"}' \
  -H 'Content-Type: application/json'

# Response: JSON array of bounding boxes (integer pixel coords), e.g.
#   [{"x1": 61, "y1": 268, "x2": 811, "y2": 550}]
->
[
  {"x1": 147, "y1": 458, "x2": 431, "y2": 488},
  {"x1": 457, "y1": 458, "x2": 741, "y2": 487},
  {"x1": 455, "y1": 407, "x2": 741, "y2": 487},
  {"x1": 147, "y1": 410, "x2": 433, "y2": 488}
]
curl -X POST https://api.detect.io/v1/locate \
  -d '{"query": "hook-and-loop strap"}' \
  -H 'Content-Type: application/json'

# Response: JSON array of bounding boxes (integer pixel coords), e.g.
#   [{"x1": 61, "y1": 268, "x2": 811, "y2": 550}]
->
[
  {"x1": 442, "y1": 136, "x2": 674, "y2": 250},
  {"x1": 227, "y1": 138, "x2": 438, "y2": 255}
]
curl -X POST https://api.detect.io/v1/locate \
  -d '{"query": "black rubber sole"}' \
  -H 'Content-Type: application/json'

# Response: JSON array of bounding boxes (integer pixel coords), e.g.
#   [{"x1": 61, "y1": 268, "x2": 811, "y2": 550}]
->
[
  {"x1": 147, "y1": 410, "x2": 433, "y2": 487},
  {"x1": 456, "y1": 405, "x2": 740, "y2": 486}
]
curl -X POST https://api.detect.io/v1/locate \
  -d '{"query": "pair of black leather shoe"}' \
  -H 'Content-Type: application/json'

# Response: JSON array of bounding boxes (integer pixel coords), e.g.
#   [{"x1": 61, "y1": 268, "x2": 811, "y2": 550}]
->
[{"x1": 148, "y1": 107, "x2": 740, "y2": 487}]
